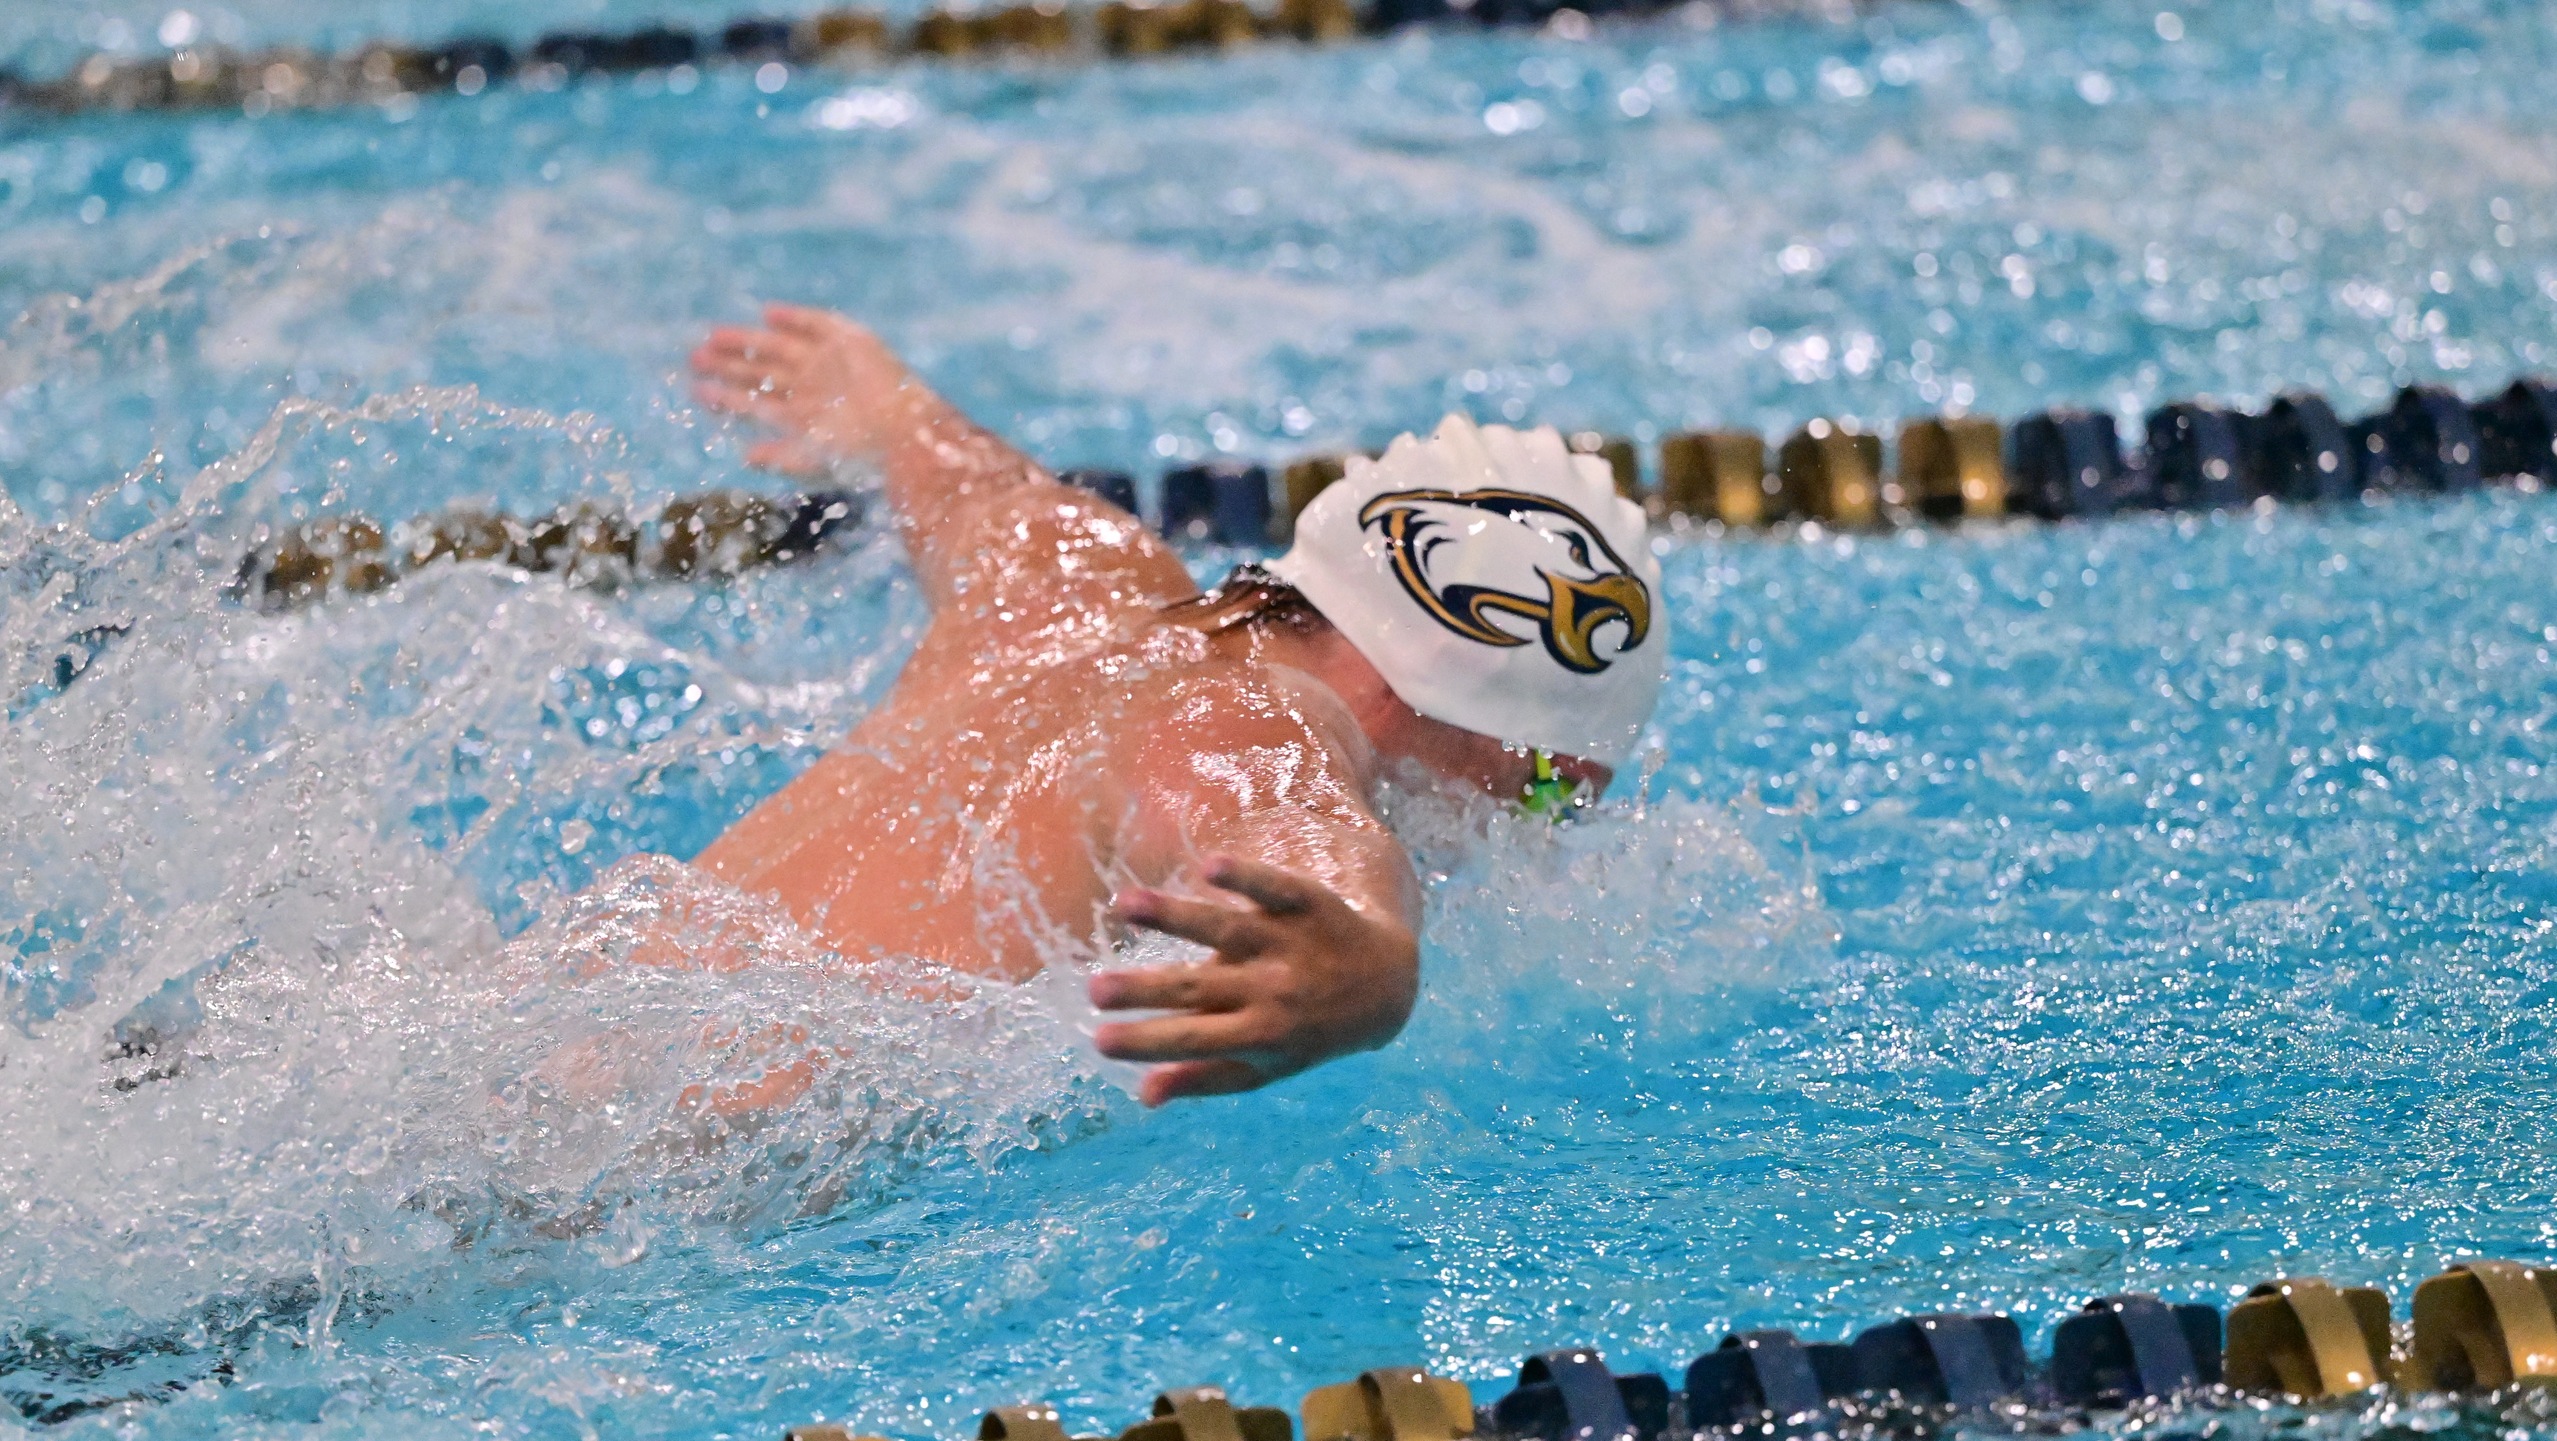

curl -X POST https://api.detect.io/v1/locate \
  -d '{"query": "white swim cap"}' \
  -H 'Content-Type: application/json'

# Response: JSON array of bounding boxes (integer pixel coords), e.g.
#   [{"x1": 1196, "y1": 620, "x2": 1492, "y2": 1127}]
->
[{"x1": 1266, "y1": 414, "x2": 1667, "y2": 765}]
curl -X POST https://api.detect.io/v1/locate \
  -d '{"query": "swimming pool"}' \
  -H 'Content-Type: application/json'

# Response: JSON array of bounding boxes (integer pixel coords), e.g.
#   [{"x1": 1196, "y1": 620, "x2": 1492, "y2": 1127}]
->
[{"x1": 7, "y1": 0, "x2": 2557, "y2": 1435}]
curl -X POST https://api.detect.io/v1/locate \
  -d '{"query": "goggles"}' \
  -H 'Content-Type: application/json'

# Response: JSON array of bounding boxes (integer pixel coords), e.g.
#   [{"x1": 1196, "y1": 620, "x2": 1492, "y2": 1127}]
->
[{"x1": 1518, "y1": 749, "x2": 1580, "y2": 821}]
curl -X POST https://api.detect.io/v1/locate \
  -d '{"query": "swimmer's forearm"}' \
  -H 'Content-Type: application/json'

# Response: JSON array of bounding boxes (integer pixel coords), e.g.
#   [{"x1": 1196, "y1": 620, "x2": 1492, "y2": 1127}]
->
[
  {"x1": 875, "y1": 389, "x2": 1048, "y2": 548},
  {"x1": 695, "y1": 306, "x2": 1188, "y2": 619},
  {"x1": 694, "y1": 305, "x2": 1048, "y2": 548}
]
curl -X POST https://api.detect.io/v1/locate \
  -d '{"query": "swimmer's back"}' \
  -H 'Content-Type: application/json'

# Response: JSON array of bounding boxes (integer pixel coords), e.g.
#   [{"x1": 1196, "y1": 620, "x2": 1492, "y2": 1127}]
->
[{"x1": 697, "y1": 485, "x2": 1377, "y2": 979}]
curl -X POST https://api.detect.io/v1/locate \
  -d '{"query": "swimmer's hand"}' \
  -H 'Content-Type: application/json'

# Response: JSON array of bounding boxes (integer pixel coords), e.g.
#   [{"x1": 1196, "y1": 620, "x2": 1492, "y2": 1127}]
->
[
  {"x1": 1092, "y1": 855, "x2": 1421, "y2": 1107},
  {"x1": 691, "y1": 304, "x2": 937, "y2": 475}
]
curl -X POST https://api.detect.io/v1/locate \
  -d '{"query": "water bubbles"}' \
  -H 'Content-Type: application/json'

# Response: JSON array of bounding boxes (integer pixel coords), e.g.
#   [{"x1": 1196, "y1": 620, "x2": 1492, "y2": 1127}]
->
[
  {"x1": 1481, "y1": 99, "x2": 1543, "y2": 135},
  {"x1": 1777, "y1": 332, "x2": 1832, "y2": 383},
  {"x1": 1817, "y1": 58, "x2": 1872, "y2": 101}
]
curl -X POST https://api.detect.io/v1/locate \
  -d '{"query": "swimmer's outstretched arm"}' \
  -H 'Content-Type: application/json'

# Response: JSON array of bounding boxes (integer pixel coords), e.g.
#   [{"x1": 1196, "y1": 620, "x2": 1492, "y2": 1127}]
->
[{"x1": 691, "y1": 305, "x2": 1192, "y2": 616}]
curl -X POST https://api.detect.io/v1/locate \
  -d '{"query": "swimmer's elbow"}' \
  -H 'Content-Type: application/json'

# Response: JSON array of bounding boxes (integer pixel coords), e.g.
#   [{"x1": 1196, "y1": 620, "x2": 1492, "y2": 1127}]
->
[{"x1": 1365, "y1": 924, "x2": 1423, "y2": 1053}]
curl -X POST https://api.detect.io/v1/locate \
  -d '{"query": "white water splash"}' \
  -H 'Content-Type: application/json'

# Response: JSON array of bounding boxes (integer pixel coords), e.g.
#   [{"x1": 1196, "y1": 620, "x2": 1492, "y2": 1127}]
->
[{"x1": 0, "y1": 386, "x2": 1116, "y2": 1358}]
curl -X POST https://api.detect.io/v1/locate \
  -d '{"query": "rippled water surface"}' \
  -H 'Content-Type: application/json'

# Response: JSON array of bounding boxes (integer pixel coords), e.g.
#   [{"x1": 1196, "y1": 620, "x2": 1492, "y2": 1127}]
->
[{"x1": 7, "y1": 0, "x2": 2557, "y2": 1436}]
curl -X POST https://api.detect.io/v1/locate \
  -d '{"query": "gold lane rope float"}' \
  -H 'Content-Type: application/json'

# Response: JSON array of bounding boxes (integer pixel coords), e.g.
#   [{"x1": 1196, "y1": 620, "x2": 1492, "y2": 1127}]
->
[
  {"x1": 779, "y1": 1261, "x2": 2557, "y2": 1441},
  {"x1": 1568, "y1": 432, "x2": 1643, "y2": 500},
  {"x1": 1896, "y1": 414, "x2": 2006, "y2": 521},
  {"x1": 1302, "y1": 1369, "x2": 1476, "y2": 1441},
  {"x1": 2404, "y1": 1260, "x2": 2557, "y2": 1392},
  {"x1": 1655, "y1": 431, "x2": 1774, "y2": 527},
  {"x1": 2223, "y1": 1277, "x2": 2393, "y2": 1399},
  {"x1": 1774, "y1": 418, "x2": 1885, "y2": 529}
]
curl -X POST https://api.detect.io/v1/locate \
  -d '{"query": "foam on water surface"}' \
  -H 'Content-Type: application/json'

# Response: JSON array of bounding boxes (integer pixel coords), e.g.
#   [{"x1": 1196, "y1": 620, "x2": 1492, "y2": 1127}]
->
[{"x1": 5, "y1": 0, "x2": 2557, "y2": 1435}]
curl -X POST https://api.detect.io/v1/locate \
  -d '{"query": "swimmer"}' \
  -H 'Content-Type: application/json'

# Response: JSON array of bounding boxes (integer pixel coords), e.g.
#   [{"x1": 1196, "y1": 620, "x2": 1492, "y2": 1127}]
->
[{"x1": 683, "y1": 305, "x2": 1666, "y2": 1106}]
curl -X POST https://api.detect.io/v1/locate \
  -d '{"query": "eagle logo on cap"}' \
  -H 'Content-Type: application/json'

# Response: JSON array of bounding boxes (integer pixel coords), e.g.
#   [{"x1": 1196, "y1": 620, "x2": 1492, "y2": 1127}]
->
[{"x1": 1357, "y1": 487, "x2": 1653, "y2": 675}]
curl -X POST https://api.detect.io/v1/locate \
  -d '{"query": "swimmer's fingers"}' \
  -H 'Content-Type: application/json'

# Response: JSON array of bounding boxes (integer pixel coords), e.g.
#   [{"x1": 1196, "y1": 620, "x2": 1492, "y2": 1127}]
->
[
  {"x1": 691, "y1": 359, "x2": 782, "y2": 405},
  {"x1": 1111, "y1": 887, "x2": 1277, "y2": 959},
  {"x1": 1202, "y1": 854, "x2": 1321, "y2": 919},
  {"x1": 691, "y1": 327, "x2": 756, "y2": 368},
  {"x1": 1138, "y1": 1059, "x2": 1266, "y2": 1107},
  {"x1": 692, "y1": 333, "x2": 810, "y2": 393},
  {"x1": 1088, "y1": 962, "x2": 1256, "y2": 1013},
  {"x1": 763, "y1": 303, "x2": 862, "y2": 342},
  {"x1": 693, "y1": 379, "x2": 785, "y2": 424},
  {"x1": 1091, "y1": 1009, "x2": 1273, "y2": 1064},
  {"x1": 694, "y1": 385, "x2": 837, "y2": 465},
  {"x1": 696, "y1": 325, "x2": 812, "y2": 369}
]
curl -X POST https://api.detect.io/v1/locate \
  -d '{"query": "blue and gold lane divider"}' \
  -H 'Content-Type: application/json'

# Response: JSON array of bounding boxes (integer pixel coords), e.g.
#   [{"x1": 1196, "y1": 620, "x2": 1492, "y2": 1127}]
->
[
  {"x1": 1065, "y1": 371, "x2": 2554, "y2": 543},
  {"x1": 1250, "y1": 372, "x2": 2555, "y2": 539},
  {"x1": 0, "y1": 0, "x2": 1572, "y2": 121},
  {"x1": 783, "y1": 1261, "x2": 2557, "y2": 1441},
  {"x1": 1, "y1": 0, "x2": 1940, "y2": 119},
  {"x1": 225, "y1": 372, "x2": 2557, "y2": 612},
  {"x1": 1004, "y1": 372, "x2": 2557, "y2": 546}
]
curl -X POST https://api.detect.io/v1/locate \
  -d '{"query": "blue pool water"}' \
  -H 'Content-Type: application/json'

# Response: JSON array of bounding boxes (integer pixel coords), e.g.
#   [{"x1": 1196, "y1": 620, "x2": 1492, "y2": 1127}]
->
[{"x1": 7, "y1": 0, "x2": 2557, "y2": 1436}]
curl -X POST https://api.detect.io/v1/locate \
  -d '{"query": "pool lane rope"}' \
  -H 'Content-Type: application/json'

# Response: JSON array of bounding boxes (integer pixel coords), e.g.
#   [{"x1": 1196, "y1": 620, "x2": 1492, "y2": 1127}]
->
[
  {"x1": 777, "y1": 1260, "x2": 2557, "y2": 1441},
  {"x1": 1283, "y1": 373, "x2": 2555, "y2": 541},
  {"x1": 229, "y1": 487, "x2": 864, "y2": 610},
  {"x1": 0, "y1": 0, "x2": 1699, "y2": 118},
  {"x1": 223, "y1": 370, "x2": 2557, "y2": 614}
]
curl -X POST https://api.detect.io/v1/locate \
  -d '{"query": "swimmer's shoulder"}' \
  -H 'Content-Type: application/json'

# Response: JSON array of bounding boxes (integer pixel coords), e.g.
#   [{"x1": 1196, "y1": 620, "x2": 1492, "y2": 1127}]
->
[{"x1": 1116, "y1": 644, "x2": 1381, "y2": 804}]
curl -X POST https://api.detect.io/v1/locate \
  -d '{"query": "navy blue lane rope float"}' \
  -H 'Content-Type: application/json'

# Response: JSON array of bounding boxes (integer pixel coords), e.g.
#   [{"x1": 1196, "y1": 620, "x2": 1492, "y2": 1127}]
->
[{"x1": 779, "y1": 1261, "x2": 2557, "y2": 1441}]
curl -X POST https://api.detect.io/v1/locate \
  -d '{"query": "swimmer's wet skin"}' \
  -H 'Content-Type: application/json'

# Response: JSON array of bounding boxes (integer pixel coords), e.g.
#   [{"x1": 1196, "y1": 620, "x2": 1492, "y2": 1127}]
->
[{"x1": 680, "y1": 304, "x2": 1664, "y2": 1105}]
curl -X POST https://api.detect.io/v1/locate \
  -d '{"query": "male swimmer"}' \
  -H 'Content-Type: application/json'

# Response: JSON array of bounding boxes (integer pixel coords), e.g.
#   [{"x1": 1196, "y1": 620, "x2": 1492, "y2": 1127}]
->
[{"x1": 686, "y1": 306, "x2": 1666, "y2": 1105}]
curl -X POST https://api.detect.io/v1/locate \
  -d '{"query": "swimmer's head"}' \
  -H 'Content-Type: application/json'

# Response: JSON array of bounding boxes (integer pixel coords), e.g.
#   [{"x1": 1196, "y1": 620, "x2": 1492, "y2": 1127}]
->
[
  {"x1": 1164, "y1": 565, "x2": 1621, "y2": 808},
  {"x1": 1264, "y1": 414, "x2": 1668, "y2": 782}
]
